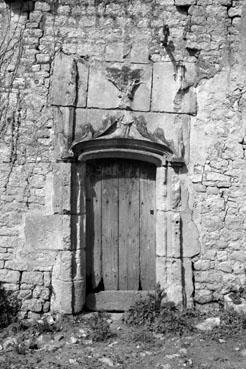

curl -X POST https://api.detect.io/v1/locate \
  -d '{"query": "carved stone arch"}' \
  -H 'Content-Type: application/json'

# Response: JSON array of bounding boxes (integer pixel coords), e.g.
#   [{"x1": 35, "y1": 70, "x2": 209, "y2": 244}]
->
[
  {"x1": 71, "y1": 113, "x2": 183, "y2": 167},
  {"x1": 57, "y1": 112, "x2": 194, "y2": 312}
]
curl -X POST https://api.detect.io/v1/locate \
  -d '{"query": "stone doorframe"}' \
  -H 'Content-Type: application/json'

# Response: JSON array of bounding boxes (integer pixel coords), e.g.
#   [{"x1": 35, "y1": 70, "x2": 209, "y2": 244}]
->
[
  {"x1": 49, "y1": 52, "x2": 199, "y2": 314},
  {"x1": 51, "y1": 124, "x2": 195, "y2": 313}
]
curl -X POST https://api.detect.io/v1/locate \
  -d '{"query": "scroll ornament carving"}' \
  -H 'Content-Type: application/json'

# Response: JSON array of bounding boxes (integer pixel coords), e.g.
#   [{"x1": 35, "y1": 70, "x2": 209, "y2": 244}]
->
[
  {"x1": 74, "y1": 112, "x2": 172, "y2": 147},
  {"x1": 71, "y1": 112, "x2": 183, "y2": 163}
]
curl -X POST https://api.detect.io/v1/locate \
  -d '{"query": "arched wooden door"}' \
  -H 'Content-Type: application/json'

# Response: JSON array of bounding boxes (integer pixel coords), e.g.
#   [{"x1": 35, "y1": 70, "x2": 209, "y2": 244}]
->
[{"x1": 85, "y1": 158, "x2": 156, "y2": 311}]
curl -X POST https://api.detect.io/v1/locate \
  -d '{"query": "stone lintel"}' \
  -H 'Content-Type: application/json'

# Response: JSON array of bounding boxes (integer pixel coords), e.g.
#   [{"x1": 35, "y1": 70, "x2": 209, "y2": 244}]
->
[{"x1": 75, "y1": 109, "x2": 189, "y2": 158}]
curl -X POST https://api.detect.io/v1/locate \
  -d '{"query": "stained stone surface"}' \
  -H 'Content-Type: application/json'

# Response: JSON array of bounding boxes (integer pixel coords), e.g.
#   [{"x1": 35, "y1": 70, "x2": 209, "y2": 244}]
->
[
  {"x1": 0, "y1": 0, "x2": 246, "y2": 314},
  {"x1": 152, "y1": 62, "x2": 197, "y2": 114}
]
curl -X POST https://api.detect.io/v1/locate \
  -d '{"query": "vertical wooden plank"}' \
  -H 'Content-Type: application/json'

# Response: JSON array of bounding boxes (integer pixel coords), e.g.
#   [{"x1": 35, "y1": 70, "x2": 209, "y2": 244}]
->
[
  {"x1": 140, "y1": 162, "x2": 156, "y2": 290},
  {"x1": 119, "y1": 160, "x2": 140, "y2": 290},
  {"x1": 86, "y1": 161, "x2": 102, "y2": 290},
  {"x1": 101, "y1": 160, "x2": 119, "y2": 290}
]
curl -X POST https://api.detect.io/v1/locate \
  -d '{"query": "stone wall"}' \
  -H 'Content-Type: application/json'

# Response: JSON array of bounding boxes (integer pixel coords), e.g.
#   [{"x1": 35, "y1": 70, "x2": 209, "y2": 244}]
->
[{"x1": 0, "y1": 0, "x2": 246, "y2": 315}]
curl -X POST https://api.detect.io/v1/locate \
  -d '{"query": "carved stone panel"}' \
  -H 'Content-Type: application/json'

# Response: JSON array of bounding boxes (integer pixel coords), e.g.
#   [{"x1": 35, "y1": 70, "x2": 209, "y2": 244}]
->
[
  {"x1": 152, "y1": 62, "x2": 197, "y2": 114},
  {"x1": 87, "y1": 62, "x2": 152, "y2": 111},
  {"x1": 75, "y1": 109, "x2": 189, "y2": 159}
]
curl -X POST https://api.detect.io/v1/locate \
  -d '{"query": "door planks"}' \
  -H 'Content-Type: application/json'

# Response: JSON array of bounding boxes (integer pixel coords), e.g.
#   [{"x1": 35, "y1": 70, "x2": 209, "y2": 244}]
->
[
  {"x1": 101, "y1": 161, "x2": 119, "y2": 290},
  {"x1": 86, "y1": 158, "x2": 156, "y2": 310},
  {"x1": 119, "y1": 161, "x2": 140, "y2": 290},
  {"x1": 86, "y1": 162, "x2": 102, "y2": 290}
]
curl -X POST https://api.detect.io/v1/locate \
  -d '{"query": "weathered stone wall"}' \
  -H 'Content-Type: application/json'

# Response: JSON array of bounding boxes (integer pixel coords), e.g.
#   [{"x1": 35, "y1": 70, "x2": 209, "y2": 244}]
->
[{"x1": 0, "y1": 0, "x2": 246, "y2": 315}]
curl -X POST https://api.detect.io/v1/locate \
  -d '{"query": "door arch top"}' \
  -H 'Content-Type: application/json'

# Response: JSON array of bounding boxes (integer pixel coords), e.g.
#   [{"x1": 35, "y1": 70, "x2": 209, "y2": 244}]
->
[{"x1": 71, "y1": 113, "x2": 184, "y2": 167}]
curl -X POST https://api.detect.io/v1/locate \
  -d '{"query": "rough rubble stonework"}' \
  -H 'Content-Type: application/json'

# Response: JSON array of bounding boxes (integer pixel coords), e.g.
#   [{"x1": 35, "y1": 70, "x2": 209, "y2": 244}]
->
[{"x1": 0, "y1": 0, "x2": 246, "y2": 315}]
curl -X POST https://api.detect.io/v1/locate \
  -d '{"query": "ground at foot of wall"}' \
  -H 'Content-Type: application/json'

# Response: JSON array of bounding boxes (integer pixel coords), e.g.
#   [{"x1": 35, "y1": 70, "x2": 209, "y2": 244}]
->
[{"x1": 0, "y1": 312, "x2": 246, "y2": 369}]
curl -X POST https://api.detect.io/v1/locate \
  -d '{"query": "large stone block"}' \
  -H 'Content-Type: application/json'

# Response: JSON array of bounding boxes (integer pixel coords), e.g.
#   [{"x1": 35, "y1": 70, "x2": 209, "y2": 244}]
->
[
  {"x1": 63, "y1": 215, "x2": 85, "y2": 251},
  {"x1": 194, "y1": 290, "x2": 213, "y2": 304},
  {"x1": 22, "y1": 299, "x2": 43, "y2": 313},
  {"x1": 166, "y1": 212, "x2": 181, "y2": 258},
  {"x1": 156, "y1": 210, "x2": 167, "y2": 257},
  {"x1": 52, "y1": 163, "x2": 72, "y2": 214},
  {"x1": 85, "y1": 291, "x2": 151, "y2": 311},
  {"x1": 77, "y1": 60, "x2": 89, "y2": 108},
  {"x1": 183, "y1": 258, "x2": 194, "y2": 308},
  {"x1": 87, "y1": 62, "x2": 152, "y2": 111},
  {"x1": 181, "y1": 209, "x2": 201, "y2": 258},
  {"x1": 50, "y1": 53, "x2": 77, "y2": 106},
  {"x1": 24, "y1": 214, "x2": 83, "y2": 252},
  {"x1": 156, "y1": 166, "x2": 167, "y2": 212},
  {"x1": 0, "y1": 269, "x2": 20, "y2": 284},
  {"x1": 53, "y1": 106, "x2": 75, "y2": 159},
  {"x1": 5, "y1": 250, "x2": 58, "y2": 272},
  {"x1": 52, "y1": 249, "x2": 85, "y2": 282},
  {"x1": 25, "y1": 215, "x2": 63, "y2": 251},
  {"x1": 156, "y1": 256, "x2": 166, "y2": 288},
  {"x1": 5, "y1": 213, "x2": 81, "y2": 272},
  {"x1": 52, "y1": 162, "x2": 86, "y2": 216},
  {"x1": 152, "y1": 62, "x2": 197, "y2": 114},
  {"x1": 165, "y1": 259, "x2": 183, "y2": 305},
  {"x1": 43, "y1": 272, "x2": 51, "y2": 287},
  {"x1": 51, "y1": 279, "x2": 85, "y2": 314},
  {"x1": 50, "y1": 52, "x2": 88, "y2": 107},
  {"x1": 157, "y1": 257, "x2": 190, "y2": 305},
  {"x1": 167, "y1": 166, "x2": 181, "y2": 210},
  {"x1": 22, "y1": 271, "x2": 43, "y2": 285}
]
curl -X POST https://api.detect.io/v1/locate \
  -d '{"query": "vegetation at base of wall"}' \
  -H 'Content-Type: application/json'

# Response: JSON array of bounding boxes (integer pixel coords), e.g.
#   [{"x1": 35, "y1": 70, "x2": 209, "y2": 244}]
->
[
  {"x1": 123, "y1": 293, "x2": 201, "y2": 336},
  {"x1": 153, "y1": 304, "x2": 201, "y2": 336},
  {"x1": 0, "y1": 286, "x2": 20, "y2": 329},
  {"x1": 87, "y1": 312, "x2": 113, "y2": 342},
  {"x1": 19, "y1": 312, "x2": 63, "y2": 335},
  {"x1": 123, "y1": 283, "x2": 164, "y2": 327},
  {"x1": 123, "y1": 285, "x2": 246, "y2": 339},
  {"x1": 205, "y1": 308, "x2": 246, "y2": 341}
]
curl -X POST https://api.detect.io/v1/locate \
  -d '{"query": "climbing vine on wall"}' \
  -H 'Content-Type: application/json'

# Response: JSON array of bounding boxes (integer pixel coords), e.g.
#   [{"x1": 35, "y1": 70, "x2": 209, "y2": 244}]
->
[
  {"x1": 0, "y1": 1, "x2": 56, "y2": 193},
  {"x1": 0, "y1": 2, "x2": 28, "y2": 191}
]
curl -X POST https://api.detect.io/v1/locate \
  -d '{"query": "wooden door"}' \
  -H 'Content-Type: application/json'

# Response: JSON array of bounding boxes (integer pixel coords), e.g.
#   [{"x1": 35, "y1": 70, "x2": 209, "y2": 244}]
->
[{"x1": 85, "y1": 158, "x2": 156, "y2": 311}]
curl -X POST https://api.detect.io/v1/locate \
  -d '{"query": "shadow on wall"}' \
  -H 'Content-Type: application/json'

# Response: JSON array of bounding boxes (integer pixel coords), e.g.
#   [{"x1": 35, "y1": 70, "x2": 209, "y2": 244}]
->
[
  {"x1": 4, "y1": 0, "x2": 35, "y2": 15},
  {"x1": 3, "y1": 0, "x2": 60, "y2": 14}
]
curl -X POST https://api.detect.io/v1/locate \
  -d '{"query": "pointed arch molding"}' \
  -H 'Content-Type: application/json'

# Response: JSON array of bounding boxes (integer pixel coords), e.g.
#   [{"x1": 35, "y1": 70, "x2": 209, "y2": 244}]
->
[{"x1": 71, "y1": 113, "x2": 184, "y2": 166}]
